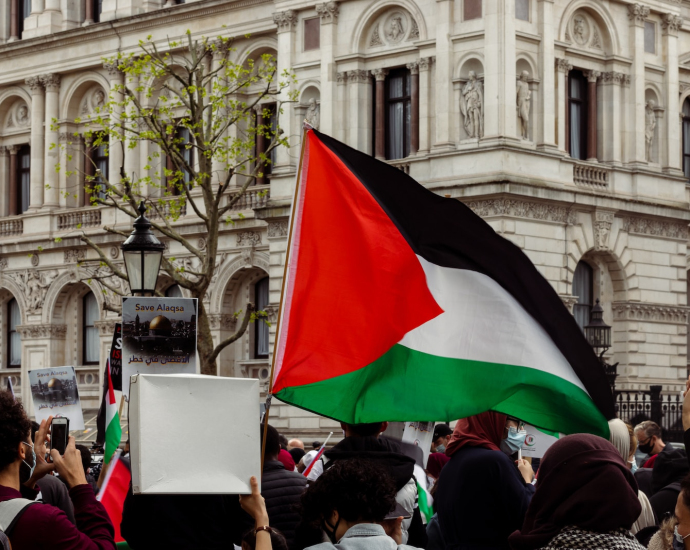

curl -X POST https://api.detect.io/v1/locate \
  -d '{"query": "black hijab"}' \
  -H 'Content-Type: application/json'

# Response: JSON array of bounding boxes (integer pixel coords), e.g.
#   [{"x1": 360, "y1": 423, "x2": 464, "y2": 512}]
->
[{"x1": 508, "y1": 434, "x2": 641, "y2": 550}]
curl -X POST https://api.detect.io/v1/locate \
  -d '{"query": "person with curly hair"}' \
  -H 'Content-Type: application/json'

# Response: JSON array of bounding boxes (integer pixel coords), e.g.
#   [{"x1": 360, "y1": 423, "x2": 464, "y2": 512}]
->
[
  {"x1": 0, "y1": 390, "x2": 115, "y2": 549},
  {"x1": 293, "y1": 458, "x2": 419, "y2": 550}
]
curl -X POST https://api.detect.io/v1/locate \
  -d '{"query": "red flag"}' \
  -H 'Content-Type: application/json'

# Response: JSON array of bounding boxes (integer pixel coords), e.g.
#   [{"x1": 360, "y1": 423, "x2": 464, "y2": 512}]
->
[{"x1": 97, "y1": 452, "x2": 131, "y2": 543}]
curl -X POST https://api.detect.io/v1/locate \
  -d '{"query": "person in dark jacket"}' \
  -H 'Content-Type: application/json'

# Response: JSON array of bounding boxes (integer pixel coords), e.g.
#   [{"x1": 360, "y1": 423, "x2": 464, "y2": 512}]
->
[
  {"x1": 649, "y1": 448, "x2": 689, "y2": 522},
  {"x1": 435, "y1": 412, "x2": 534, "y2": 550},
  {"x1": 0, "y1": 391, "x2": 115, "y2": 549},
  {"x1": 259, "y1": 423, "x2": 308, "y2": 550}
]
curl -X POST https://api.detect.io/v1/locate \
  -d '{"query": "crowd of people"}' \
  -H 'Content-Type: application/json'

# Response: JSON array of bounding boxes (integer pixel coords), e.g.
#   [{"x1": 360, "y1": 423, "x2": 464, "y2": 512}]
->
[{"x1": 3, "y1": 386, "x2": 690, "y2": 550}]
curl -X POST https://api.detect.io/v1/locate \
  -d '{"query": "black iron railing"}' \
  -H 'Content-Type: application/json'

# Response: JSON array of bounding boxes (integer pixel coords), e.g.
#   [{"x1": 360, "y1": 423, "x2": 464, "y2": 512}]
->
[{"x1": 615, "y1": 385, "x2": 685, "y2": 443}]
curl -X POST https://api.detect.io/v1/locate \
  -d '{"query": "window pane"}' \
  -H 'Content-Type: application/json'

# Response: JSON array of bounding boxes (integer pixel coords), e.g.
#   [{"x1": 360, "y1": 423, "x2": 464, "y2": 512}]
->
[
  {"x1": 387, "y1": 101, "x2": 405, "y2": 160},
  {"x1": 684, "y1": 99, "x2": 690, "y2": 118},
  {"x1": 20, "y1": 149, "x2": 30, "y2": 214},
  {"x1": 572, "y1": 261, "x2": 593, "y2": 330},
  {"x1": 84, "y1": 293, "x2": 99, "y2": 363},
  {"x1": 515, "y1": 0, "x2": 529, "y2": 21},
  {"x1": 9, "y1": 299, "x2": 20, "y2": 330},
  {"x1": 9, "y1": 299, "x2": 21, "y2": 368},
  {"x1": 570, "y1": 103, "x2": 583, "y2": 160},
  {"x1": 255, "y1": 278, "x2": 269, "y2": 357},
  {"x1": 644, "y1": 21, "x2": 655, "y2": 54},
  {"x1": 84, "y1": 292, "x2": 98, "y2": 325},
  {"x1": 23, "y1": 0, "x2": 31, "y2": 17},
  {"x1": 569, "y1": 75, "x2": 584, "y2": 100},
  {"x1": 304, "y1": 18, "x2": 320, "y2": 51},
  {"x1": 464, "y1": 0, "x2": 481, "y2": 20},
  {"x1": 389, "y1": 75, "x2": 404, "y2": 99}
]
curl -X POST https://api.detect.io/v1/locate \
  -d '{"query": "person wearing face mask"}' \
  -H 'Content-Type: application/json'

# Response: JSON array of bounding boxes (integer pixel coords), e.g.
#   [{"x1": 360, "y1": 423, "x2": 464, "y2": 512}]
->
[
  {"x1": 434, "y1": 412, "x2": 534, "y2": 550},
  {"x1": 431, "y1": 425, "x2": 453, "y2": 454},
  {"x1": 644, "y1": 474, "x2": 690, "y2": 550},
  {"x1": 635, "y1": 421, "x2": 667, "y2": 469},
  {"x1": 0, "y1": 390, "x2": 115, "y2": 549}
]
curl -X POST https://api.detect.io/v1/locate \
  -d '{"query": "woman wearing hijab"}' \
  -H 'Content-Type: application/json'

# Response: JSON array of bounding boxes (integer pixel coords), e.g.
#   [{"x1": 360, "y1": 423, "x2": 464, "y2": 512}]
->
[
  {"x1": 508, "y1": 434, "x2": 646, "y2": 550},
  {"x1": 434, "y1": 412, "x2": 535, "y2": 550}
]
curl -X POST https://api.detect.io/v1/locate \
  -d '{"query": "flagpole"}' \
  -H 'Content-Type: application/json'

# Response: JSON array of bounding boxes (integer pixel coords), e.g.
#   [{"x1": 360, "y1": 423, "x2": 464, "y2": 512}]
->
[{"x1": 261, "y1": 122, "x2": 311, "y2": 473}]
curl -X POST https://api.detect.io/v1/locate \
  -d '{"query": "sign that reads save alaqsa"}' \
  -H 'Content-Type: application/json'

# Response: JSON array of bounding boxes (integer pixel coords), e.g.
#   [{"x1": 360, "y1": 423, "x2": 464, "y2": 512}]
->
[
  {"x1": 121, "y1": 297, "x2": 198, "y2": 397},
  {"x1": 28, "y1": 366, "x2": 85, "y2": 430}
]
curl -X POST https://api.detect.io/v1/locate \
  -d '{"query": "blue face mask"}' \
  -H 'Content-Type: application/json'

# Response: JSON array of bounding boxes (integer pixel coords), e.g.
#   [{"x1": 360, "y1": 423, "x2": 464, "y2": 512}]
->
[
  {"x1": 20, "y1": 441, "x2": 36, "y2": 482},
  {"x1": 500, "y1": 427, "x2": 527, "y2": 456},
  {"x1": 436, "y1": 444, "x2": 446, "y2": 454},
  {"x1": 674, "y1": 525, "x2": 689, "y2": 550},
  {"x1": 629, "y1": 459, "x2": 638, "y2": 475}
]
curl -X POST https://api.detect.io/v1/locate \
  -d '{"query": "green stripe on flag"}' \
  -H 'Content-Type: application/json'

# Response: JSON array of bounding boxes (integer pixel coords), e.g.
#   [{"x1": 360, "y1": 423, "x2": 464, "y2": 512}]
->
[
  {"x1": 275, "y1": 344, "x2": 609, "y2": 438},
  {"x1": 416, "y1": 480, "x2": 433, "y2": 523}
]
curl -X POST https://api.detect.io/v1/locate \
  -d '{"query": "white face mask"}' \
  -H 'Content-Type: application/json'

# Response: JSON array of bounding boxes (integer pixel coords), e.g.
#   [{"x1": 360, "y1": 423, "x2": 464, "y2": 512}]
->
[{"x1": 500, "y1": 427, "x2": 527, "y2": 456}]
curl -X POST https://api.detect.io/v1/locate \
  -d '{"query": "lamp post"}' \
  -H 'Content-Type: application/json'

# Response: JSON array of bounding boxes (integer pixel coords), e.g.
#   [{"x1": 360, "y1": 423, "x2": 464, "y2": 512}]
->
[
  {"x1": 121, "y1": 201, "x2": 165, "y2": 296},
  {"x1": 584, "y1": 298, "x2": 617, "y2": 391}
]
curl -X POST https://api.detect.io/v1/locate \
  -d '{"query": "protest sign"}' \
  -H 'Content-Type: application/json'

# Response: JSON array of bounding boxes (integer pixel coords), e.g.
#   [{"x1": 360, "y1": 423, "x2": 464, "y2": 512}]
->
[
  {"x1": 129, "y1": 374, "x2": 260, "y2": 494},
  {"x1": 521, "y1": 424, "x2": 561, "y2": 458},
  {"x1": 110, "y1": 323, "x2": 122, "y2": 392},
  {"x1": 402, "y1": 421, "x2": 435, "y2": 467},
  {"x1": 28, "y1": 367, "x2": 85, "y2": 430},
  {"x1": 121, "y1": 297, "x2": 198, "y2": 396}
]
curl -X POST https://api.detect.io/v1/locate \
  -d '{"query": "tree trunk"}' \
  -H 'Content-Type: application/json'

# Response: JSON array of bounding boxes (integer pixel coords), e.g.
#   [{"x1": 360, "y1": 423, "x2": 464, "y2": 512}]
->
[{"x1": 197, "y1": 299, "x2": 217, "y2": 375}]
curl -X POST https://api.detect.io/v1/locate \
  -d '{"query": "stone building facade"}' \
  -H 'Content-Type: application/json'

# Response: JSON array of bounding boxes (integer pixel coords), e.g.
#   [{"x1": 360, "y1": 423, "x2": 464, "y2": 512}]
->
[{"x1": 0, "y1": 0, "x2": 689, "y2": 438}]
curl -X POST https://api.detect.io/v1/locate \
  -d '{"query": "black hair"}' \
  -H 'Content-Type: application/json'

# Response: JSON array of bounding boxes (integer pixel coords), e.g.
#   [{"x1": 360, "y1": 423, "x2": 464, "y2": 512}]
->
[
  {"x1": 75, "y1": 444, "x2": 92, "y2": 475},
  {"x1": 0, "y1": 391, "x2": 32, "y2": 472},
  {"x1": 290, "y1": 448, "x2": 306, "y2": 464},
  {"x1": 344, "y1": 422, "x2": 384, "y2": 437},
  {"x1": 312, "y1": 441, "x2": 321, "y2": 450},
  {"x1": 242, "y1": 527, "x2": 289, "y2": 550},
  {"x1": 681, "y1": 473, "x2": 690, "y2": 509},
  {"x1": 260, "y1": 423, "x2": 281, "y2": 459},
  {"x1": 31, "y1": 421, "x2": 40, "y2": 440},
  {"x1": 279, "y1": 433, "x2": 289, "y2": 451}
]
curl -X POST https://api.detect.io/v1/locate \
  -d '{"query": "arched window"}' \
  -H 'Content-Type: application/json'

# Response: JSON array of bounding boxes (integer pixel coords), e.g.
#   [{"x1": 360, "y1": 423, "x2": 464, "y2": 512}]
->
[
  {"x1": 682, "y1": 98, "x2": 690, "y2": 178},
  {"x1": 573, "y1": 261, "x2": 593, "y2": 331},
  {"x1": 83, "y1": 292, "x2": 99, "y2": 365},
  {"x1": 8, "y1": 299, "x2": 21, "y2": 369},
  {"x1": 568, "y1": 70, "x2": 588, "y2": 161},
  {"x1": 17, "y1": 145, "x2": 30, "y2": 214},
  {"x1": 254, "y1": 277, "x2": 269, "y2": 359},
  {"x1": 165, "y1": 285, "x2": 183, "y2": 298}
]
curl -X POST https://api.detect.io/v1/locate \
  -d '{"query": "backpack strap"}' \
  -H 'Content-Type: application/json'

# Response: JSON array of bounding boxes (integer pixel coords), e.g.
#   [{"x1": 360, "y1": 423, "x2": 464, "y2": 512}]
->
[{"x1": 0, "y1": 498, "x2": 36, "y2": 535}]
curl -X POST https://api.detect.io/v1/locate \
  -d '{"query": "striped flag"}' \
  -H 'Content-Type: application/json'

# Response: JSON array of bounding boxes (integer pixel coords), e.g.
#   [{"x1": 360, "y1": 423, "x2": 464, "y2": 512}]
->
[
  {"x1": 104, "y1": 359, "x2": 122, "y2": 464},
  {"x1": 271, "y1": 129, "x2": 615, "y2": 438}
]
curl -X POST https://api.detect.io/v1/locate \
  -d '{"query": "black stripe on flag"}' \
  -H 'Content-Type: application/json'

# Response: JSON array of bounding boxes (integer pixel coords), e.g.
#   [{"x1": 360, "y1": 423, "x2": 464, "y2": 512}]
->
[{"x1": 314, "y1": 130, "x2": 615, "y2": 420}]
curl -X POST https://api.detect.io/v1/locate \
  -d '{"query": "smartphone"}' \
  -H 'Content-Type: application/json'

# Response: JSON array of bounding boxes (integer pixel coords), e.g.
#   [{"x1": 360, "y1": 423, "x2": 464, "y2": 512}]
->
[{"x1": 51, "y1": 417, "x2": 69, "y2": 456}]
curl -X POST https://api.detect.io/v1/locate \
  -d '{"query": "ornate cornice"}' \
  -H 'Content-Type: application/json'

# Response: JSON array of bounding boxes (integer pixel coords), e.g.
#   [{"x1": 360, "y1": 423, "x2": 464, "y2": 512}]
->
[
  {"x1": 406, "y1": 61, "x2": 420, "y2": 75},
  {"x1": 94, "y1": 320, "x2": 118, "y2": 336},
  {"x1": 418, "y1": 57, "x2": 435, "y2": 72},
  {"x1": 273, "y1": 10, "x2": 297, "y2": 32},
  {"x1": 601, "y1": 71, "x2": 626, "y2": 86},
  {"x1": 612, "y1": 302, "x2": 689, "y2": 324},
  {"x1": 336, "y1": 72, "x2": 348, "y2": 85},
  {"x1": 371, "y1": 68, "x2": 389, "y2": 81},
  {"x1": 316, "y1": 1, "x2": 339, "y2": 24},
  {"x1": 236, "y1": 230, "x2": 261, "y2": 246},
  {"x1": 17, "y1": 324, "x2": 67, "y2": 339},
  {"x1": 585, "y1": 70, "x2": 601, "y2": 83},
  {"x1": 64, "y1": 249, "x2": 86, "y2": 264},
  {"x1": 462, "y1": 198, "x2": 577, "y2": 224},
  {"x1": 40, "y1": 73, "x2": 61, "y2": 92},
  {"x1": 207, "y1": 313, "x2": 237, "y2": 331},
  {"x1": 25, "y1": 76, "x2": 43, "y2": 92},
  {"x1": 267, "y1": 221, "x2": 288, "y2": 238},
  {"x1": 560, "y1": 295, "x2": 579, "y2": 314},
  {"x1": 661, "y1": 13, "x2": 682, "y2": 36},
  {"x1": 627, "y1": 4, "x2": 650, "y2": 26},
  {"x1": 347, "y1": 69, "x2": 370, "y2": 83},
  {"x1": 621, "y1": 216, "x2": 688, "y2": 240},
  {"x1": 102, "y1": 61, "x2": 123, "y2": 77},
  {"x1": 555, "y1": 58, "x2": 572, "y2": 74}
]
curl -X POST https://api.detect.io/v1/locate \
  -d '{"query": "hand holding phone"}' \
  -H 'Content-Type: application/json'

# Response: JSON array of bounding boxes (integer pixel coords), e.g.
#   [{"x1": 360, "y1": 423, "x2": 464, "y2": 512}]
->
[{"x1": 50, "y1": 417, "x2": 69, "y2": 456}]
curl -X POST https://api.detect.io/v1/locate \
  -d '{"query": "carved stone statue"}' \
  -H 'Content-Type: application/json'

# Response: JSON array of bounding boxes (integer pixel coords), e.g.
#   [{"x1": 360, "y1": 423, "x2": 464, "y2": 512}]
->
[
  {"x1": 387, "y1": 16, "x2": 404, "y2": 42},
  {"x1": 516, "y1": 71, "x2": 531, "y2": 140},
  {"x1": 460, "y1": 71, "x2": 484, "y2": 139},
  {"x1": 11, "y1": 269, "x2": 59, "y2": 313},
  {"x1": 93, "y1": 89, "x2": 105, "y2": 110},
  {"x1": 645, "y1": 100, "x2": 656, "y2": 162},
  {"x1": 305, "y1": 98, "x2": 320, "y2": 130},
  {"x1": 16, "y1": 105, "x2": 28, "y2": 126},
  {"x1": 573, "y1": 16, "x2": 586, "y2": 44}
]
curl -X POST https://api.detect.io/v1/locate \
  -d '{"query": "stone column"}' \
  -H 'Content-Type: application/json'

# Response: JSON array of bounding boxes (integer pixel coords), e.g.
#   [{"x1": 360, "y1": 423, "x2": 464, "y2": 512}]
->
[
  {"x1": 0, "y1": 147, "x2": 9, "y2": 216},
  {"x1": 408, "y1": 61, "x2": 420, "y2": 155},
  {"x1": 8, "y1": 146, "x2": 18, "y2": 216},
  {"x1": 41, "y1": 73, "x2": 60, "y2": 208},
  {"x1": 347, "y1": 70, "x2": 372, "y2": 154},
  {"x1": 25, "y1": 76, "x2": 45, "y2": 211},
  {"x1": 272, "y1": 10, "x2": 297, "y2": 173},
  {"x1": 418, "y1": 57, "x2": 434, "y2": 155},
  {"x1": 372, "y1": 68, "x2": 388, "y2": 160},
  {"x1": 104, "y1": 61, "x2": 124, "y2": 185},
  {"x1": 83, "y1": 0, "x2": 94, "y2": 26},
  {"x1": 537, "y1": 0, "x2": 556, "y2": 150},
  {"x1": 585, "y1": 70, "x2": 600, "y2": 161},
  {"x1": 601, "y1": 72, "x2": 624, "y2": 165},
  {"x1": 628, "y1": 4, "x2": 650, "y2": 165},
  {"x1": 255, "y1": 106, "x2": 266, "y2": 185},
  {"x1": 124, "y1": 74, "x2": 140, "y2": 183},
  {"x1": 433, "y1": 0, "x2": 454, "y2": 150},
  {"x1": 556, "y1": 59, "x2": 572, "y2": 154},
  {"x1": 316, "y1": 2, "x2": 339, "y2": 136},
  {"x1": 662, "y1": 14, "x2": 682, "y2": 173},
  {"x1": 9, "y1": 0, "x2": 19, "y2": 41},
  {"x1": 484, "y1": 0, "x2": 517, "y2": 139},
  {"x1": 336, "y1": 72, "x2": 348, "y2": 143}
]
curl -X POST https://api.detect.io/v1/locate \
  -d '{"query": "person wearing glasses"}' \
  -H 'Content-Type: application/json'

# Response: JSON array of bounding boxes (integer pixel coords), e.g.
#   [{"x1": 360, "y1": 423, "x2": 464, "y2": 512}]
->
[{"x1": 434, "y1": 412, "x2": 535, "y2": 550}]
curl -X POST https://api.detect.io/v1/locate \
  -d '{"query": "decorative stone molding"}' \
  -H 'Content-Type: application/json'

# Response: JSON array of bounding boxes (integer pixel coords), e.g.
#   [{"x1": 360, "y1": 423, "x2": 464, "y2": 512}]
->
[
  {"x1": 406, "y1": 61, "x2": 419, "y2": 75},
  {"x1": 593, "y1": 210, "x2": 615, "y2": 251},
  {"x1": 0, "y1": 258, "x2": 7, "y2": 270},
  {"x1": 418, "y1": 57, "x2": 435, "y2": 72},
  {"x1": 316, "y1": 1, "x2": 339, "y2": 24},
  {"x1": 102, "y1": 61, "x2": 123, "y2": 77},
  {"x1": 555, "y1": 58, "x2": 572, "y2": 73},
  {"x1": 30, "y1": 255, "x2": 39, "y2": 267},
  {"x1": 0, "y1": 147, "x2": 7, "y2": 156},
  {"x1": 347, "y1": 70, "x2": 370, "y2": 83},
  {"x1": 17, "y1": 324, "x2": 67, "y2": 339},
  {"x1": 661, "y1": 13, "x2": 682, "y2": 36},
  {"x1": 612, "y1": 302, "x2": 689, "y2": 324},
  {"x1": 267, "y1": 221, "x2": 288, "y2": 238},
  {"x1": 560, "y1": 295, "x2": 579, "y2": 314},
  {"x1": 197, "y1": 237, "x2": 207, "y2": 251},
  {"x1": 207, "y1": 313, "x2": 237, "y2": 331},
  {"x1": 273, "y1": 10, "x2": 297, "y2": 32},
  {"x1": 370, "y1": 25, "x2": 383, "y2": 47},
  {"x1": 212, "y1": 38, "x2": 232, "y2": 59},
  {"x1": 621, "y1": 216, "x2": 688, "y2": 240},
  {"x1": 371, "y1": 68, "x2": 389, "y2": 81},
  {"x1": 627, "y1": 4, "x2": 650, "y2": 26},
  {"x1": 237, "y1": 231, "x2": 261, "y2": 246},
  {"x1": 109, "y1": 247, "x2": 119, "y2": 259},
  {"x1": 585, "y1": 70, "x2": 601, "y2": 83},
  {"x1": 8, "y1": 269, "x2": 59, "y2": 313},
  {"x1": 6, "y1": 102, "x2": 30, "y2": 129},
  {"x1": 622, "y1": 75, "x2": 631, "y2": 87},
  {"x1": 336, "y1": 72, "x2": 348, "y2": 85},
  {"x1": 601, "y1": 72, "x2": 626, "y2": 86},
  {"x1": 40, "y1": 73, "x2": 61, "y2": 92},
  {"x1": 64, "y1": 249, "x2": 86, "y2": 263},
  {"x1": 462, "y1": 198, "x2": 574, "y2": 224},
  {"x1": 265, "y1": 304, "x2": 280, "y2": 324},
  {"x1": 95, "y1": 320, "x2": 118, "y2": 336},
  {"x1": 25, "y1": 76, "x2": 43, "y2": 92}
]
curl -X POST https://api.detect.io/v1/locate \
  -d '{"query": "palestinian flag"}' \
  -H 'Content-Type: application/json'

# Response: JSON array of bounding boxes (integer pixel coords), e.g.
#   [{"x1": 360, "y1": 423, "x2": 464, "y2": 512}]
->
[
  {"x1": 97, "y1": 450, "x2": 131, "y2": 544},
  {"x1": 272, "y1": 129, "x2": 615, "y2": 437},
  {"x1": 104, "y1": 359, "x2": 122, "y2": 464}
]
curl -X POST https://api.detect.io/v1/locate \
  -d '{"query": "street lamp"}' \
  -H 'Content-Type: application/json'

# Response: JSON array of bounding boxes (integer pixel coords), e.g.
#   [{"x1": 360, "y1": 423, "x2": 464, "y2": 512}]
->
[
  {"x1": 121, "y1": 201, "x2": 165, "y2": 296},
  {"x1": 584, "y1": 299, "x2": 611, "y2": 359}
]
